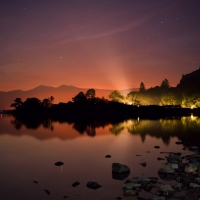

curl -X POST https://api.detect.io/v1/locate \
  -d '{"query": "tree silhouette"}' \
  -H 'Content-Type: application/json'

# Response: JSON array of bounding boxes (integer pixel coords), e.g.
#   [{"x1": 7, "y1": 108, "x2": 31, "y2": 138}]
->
[
  {"x1": 22, "y1": 98, "x2": 42, "y2": 112},
  {"x1": 160, "y1": 79, "x2": 170, "y2": 89},
  {"x1": 72, "y1": 92, "x2": 87, "y2": 103},
  {"x1": 139, "y1": 82, "x2": 146, "y2": 92},
  {"x1": 10, "y1": 98, "x2": 23, "y2": 110},
  {"x1": 42, "y1": 96, "x2": 54, "y2": 107},
  {"x1": 108, "y1": 90, "x2": 124, "y2": 102},
  {"x1": 85, "y1": 89, "x2": 95, "y2": 99}
]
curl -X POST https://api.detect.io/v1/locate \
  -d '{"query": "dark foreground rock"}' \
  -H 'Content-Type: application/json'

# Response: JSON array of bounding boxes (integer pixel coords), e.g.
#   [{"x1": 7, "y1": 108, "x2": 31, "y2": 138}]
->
[
  {"x1": 54, "y1": 161, "x2": 64, "y2": 166},
  {"x1": 86, "y1": 181, "x2": 102, "y2": 189},
  {"x1": 72, "y1": 181, "x2": 80, "y2": 187}
]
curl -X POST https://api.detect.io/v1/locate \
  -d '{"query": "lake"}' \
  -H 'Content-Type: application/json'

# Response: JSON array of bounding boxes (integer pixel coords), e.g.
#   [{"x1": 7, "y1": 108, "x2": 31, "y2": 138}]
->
[{"x1": 0, "y1": 114, "x2": 200, "y2": 200}]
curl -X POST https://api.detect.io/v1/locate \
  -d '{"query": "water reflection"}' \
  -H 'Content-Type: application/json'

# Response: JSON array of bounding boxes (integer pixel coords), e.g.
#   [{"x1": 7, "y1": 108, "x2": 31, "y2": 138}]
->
[{"x1": 1, "y1": 115, "x2": 200, "y2": 146}]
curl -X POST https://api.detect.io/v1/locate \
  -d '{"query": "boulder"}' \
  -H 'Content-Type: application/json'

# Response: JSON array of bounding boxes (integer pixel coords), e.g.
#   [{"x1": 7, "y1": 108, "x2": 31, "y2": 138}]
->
[
  {"x1": 158, "y1": 164, "x2": 175, "y2": 174},
  {"x1": 112, "y1": 163, "x2": 130, "y2": 173},
  {"x1": 189, "y1": 146, "x2": 199, "y2": 151},
  {"x1": 185, "y1": 165, "x2": 198, "y2": 173}
]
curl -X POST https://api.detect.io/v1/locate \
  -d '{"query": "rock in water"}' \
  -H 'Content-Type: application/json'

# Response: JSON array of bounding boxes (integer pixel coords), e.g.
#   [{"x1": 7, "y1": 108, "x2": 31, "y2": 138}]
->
[
  {"x1": 158, "y1": 164, "x2": 175, "y2": 174},
  {"x1": 44, "y1": 189, "x2": 50, "y2": 195},
  {"x1": 86, "y1": 181, "x2": 102, "y2": 189},
  {"x1": 105, "y1": 155, "x2": 111, "y2": 158},
  {"x1": 154, "y1": 146, "x2": 160, "y2": 149},
  {"x1": 140, "y1": 162, "x2": 147, "y2": 167},
  {"x1": 112, "y1": 163, "x2": 130, "y2": 173},
  {"x1": 54, "y1": 161, "x2": 64, "y2": 166},
  {"x1": 72, "y1": 181, "x2": 80, "y2": 187},
  {"x1": 33, "y1": 180, "x2": 38, "y2": 184}
]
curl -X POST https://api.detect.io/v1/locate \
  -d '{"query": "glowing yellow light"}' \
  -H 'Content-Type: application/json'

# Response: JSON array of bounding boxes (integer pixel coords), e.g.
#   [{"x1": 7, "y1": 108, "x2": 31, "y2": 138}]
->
[
  {"x1": 191, "y1": 113, "x2": 194, "y2": 119},
  {"x1": 191, "y1": 105, "x2": 196, "y2": 109}
]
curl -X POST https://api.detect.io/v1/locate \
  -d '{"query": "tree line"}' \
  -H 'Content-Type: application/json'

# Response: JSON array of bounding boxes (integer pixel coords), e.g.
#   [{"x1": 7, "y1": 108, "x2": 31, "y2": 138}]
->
[
  {"x1": 109, "y1": 79, "x2": 200, "y2": 108},
  {"x1": 10, "y1": 78, "x2": 200, "y2": 115}
]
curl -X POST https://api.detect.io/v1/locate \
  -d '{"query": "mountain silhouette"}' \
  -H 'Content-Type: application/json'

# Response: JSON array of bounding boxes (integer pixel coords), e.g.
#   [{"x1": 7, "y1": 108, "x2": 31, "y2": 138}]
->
[{"x1": 0, "y1": 85, "x2": 137, "y2": 110}]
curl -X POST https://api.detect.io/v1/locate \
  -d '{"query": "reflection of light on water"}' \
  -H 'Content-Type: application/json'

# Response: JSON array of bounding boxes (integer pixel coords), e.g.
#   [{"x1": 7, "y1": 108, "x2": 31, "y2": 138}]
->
[
  {"x1": 0, "y1": 114, "x2": 2, "y2": 118},
  {"x1": 190, "y1": 113, "x2": 198, "y2": 120},
  {"x1": 137, "y1": 117, "x2": 140, "y2": 122}
]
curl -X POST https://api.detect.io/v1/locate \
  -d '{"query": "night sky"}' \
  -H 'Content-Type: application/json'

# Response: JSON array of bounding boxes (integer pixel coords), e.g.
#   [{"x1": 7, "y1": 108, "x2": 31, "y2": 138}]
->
[{"x1": 1, "y1": 0, "x2": 200, "y2": 91}]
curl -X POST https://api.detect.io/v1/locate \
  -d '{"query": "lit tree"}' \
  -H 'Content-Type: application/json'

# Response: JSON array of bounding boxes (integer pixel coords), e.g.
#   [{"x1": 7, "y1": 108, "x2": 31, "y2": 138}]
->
[
  {"x1": 108, "y1": 90, "x2": 124, "y2": 102},
  {"x1": 127, "y1": 91, "x2": 143, "y2": 105},
  {"x1": 160, "y1": 92, "x2": 181, "y2": 106}
]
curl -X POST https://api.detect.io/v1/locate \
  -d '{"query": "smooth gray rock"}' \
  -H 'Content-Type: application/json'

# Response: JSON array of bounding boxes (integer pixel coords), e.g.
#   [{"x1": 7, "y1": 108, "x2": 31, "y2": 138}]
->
[
  {"x1": 158, "y1": 164, "x2": 175, "y2": 174},
  {"x1": 189, "y1": 146, "x2": 199, "y2": 151},
  {"x1": 167, "y1": 163, "x2": 178, "y2": 169},
  {"x1": 189, "y1": 183, "x2": 200, "y2": 188},
  {"x1": 112, "y1": 163, "x2": 130, "y2": 173},
  {"x1": 188, "y1": 162, "x2": 200, "y2": 167},
  {"x1": 122, "y1": 183, "x2": 142, "y2": 190}
]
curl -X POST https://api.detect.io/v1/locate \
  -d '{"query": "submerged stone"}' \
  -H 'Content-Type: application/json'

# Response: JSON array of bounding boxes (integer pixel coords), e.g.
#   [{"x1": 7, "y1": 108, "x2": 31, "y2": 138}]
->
[
  {"x1": 54, "y1": 161, "x2": 64, "y2": 166},
  {"x1": 72, "y1": 181, "x2": 80, "y2": 187},
  {"x1": 86, "y1": 181, "x2": 102, "y2": 190},
  {"x1": 112, "y1": 163, "x2": 130, "y2": 173},
  {"x1": 44, "y1": 189, "x2": 50, "y2": 195}
]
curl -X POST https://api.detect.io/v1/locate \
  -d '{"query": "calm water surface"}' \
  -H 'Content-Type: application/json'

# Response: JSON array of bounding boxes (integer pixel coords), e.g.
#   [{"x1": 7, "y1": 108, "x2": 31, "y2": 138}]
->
[{"x1": 0, "y1": 115, "x2": 200, "y2": 200}]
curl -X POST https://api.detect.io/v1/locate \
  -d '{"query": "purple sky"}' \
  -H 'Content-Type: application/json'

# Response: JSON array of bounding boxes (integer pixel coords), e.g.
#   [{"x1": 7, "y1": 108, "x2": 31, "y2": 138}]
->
[{"x1": 0, "y1": 0, "x2": 200, "y2": 91}]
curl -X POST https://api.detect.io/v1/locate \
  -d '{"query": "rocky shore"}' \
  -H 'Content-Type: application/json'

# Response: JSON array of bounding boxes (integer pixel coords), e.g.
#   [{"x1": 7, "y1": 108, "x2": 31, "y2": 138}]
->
[{"x1": 114, "y1": 146, "x2": 200, "y2": 200}]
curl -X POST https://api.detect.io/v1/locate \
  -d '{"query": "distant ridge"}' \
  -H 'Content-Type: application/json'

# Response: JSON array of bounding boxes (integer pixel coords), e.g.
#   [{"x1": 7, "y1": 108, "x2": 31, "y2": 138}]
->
[{"x1": 0, "y1": 85, "x2": 138, "y2": 110}]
